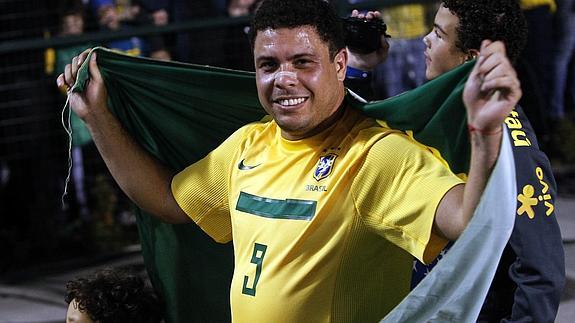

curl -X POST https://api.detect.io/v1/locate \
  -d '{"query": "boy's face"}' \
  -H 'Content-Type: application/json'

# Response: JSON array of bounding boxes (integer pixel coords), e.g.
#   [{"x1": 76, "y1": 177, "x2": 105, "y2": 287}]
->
[
  {"x1": 66, "y1": 299, "x2": 94, "y2": 323},
  {"x1": 422, "y1": 4, "x2": 468, "y2": 80},
  {"x1": 62, "y1": 14, "x2": 84, "y2": 36},
  {"x1": 98, "y1": 5, "x2": 120, "y2": 30},
  {"x1": 253, "y1": 26, "x2": 347, "y2": 140}
]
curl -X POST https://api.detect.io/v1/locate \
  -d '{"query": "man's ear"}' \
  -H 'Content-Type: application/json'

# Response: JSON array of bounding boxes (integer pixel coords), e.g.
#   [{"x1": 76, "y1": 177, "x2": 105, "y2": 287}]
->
[{"x1": 334, "y1": 48, "x2": 348, "y2": 81}]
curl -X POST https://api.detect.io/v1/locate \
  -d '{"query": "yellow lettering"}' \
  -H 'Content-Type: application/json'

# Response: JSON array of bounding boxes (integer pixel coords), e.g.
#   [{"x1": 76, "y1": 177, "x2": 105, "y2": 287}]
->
[
  {"x1": 536, "y1": 167, "x2": 549, "y2": 194},
  {"x1": 512, "y1": 130, "x2": 531, "y2": 147},
  {"x1": 544, "y1": 202, "x2": 554, "y2": 216},
  {"x1": 505, "y1": 116, "x2": 522, "y2": 129}
]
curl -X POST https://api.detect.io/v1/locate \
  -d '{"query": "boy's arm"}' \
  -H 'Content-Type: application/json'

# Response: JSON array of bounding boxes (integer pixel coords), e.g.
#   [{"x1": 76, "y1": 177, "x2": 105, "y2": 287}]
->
[{"x1": 434, "y1": 40, "x2": 522, "y2": 240}]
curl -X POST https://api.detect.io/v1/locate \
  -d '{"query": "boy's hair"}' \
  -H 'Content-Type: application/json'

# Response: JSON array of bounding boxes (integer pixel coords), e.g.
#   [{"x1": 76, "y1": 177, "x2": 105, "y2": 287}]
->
[
  {"x1": 60, "y1": 0, "x2": 85, "y2": 21},
  {"x1": 443, "y1": 0, "x2": 527, "y2": 63},
  {"x1": 65, "y1": 268, "x2": 164, "y2": 323},
  {"x1": 249, "y1": 0, "x2": 345, "y2": 60}
]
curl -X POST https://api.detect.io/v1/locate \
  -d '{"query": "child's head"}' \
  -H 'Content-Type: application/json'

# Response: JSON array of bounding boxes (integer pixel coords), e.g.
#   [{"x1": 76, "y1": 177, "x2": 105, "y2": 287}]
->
[
  {"x1": 65, "y1": 267, "x2": 164, "y2": 323},
  {"x1": 97, "y1": 4, "x2": 120, "y2": 30},
  {"x1": 423, "y1": 0, "x2": 527, "y2": 80},
  {"x1": 60, "y1": 6, "x2": 85, "y2": 36}
]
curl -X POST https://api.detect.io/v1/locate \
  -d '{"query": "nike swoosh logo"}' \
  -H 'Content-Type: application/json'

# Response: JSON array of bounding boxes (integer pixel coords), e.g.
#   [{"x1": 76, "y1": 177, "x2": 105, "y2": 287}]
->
[{"x1": 238, "y1": 159, "x2": 261, "y2": 170}]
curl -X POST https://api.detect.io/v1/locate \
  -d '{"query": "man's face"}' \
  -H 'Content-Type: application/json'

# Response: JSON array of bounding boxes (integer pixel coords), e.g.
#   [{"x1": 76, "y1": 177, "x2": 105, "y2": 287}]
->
[
  {"x1": 422, "y1": 4, "x2": 468, "y2": 80},
  {"x1": 254, "y1": 26, "x2": 347, "y2": 140}
]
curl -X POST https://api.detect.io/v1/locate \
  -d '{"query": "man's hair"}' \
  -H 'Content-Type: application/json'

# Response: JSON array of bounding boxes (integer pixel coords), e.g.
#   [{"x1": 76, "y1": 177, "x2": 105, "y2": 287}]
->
[
  {"x1": 443, "y1": 0, "x2": 527, "y2": 63},
  {"x1": 249, "y1": 0, "x2": 345, "y2": 60},
  {"x1": 65, "y1": 268, "x2": 164, "y2": 323}
]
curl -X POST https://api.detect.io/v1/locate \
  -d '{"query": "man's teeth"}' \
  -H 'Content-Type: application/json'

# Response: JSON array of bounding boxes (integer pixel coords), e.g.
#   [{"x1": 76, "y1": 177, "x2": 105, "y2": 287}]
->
[{"x1": 279, "y1": 98, "x2": 306, "y2": 106}]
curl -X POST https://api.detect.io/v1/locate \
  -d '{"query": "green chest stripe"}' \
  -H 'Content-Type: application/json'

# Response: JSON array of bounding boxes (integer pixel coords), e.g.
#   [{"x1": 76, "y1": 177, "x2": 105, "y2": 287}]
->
[{"x1": 236, "y1": 192, "x2": 317, "y2": 220}]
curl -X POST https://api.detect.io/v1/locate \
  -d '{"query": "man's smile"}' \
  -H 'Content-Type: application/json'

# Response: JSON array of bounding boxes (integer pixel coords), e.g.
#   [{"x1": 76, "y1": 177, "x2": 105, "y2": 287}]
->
[{"x1": 273, "y1": 96, "x2": 309, "y2": 108}]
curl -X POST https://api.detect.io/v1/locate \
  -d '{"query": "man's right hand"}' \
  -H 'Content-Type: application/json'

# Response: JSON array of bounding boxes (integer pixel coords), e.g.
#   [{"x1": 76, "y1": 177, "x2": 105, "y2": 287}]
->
[
  {"x1": 56, "y1": 48, "x2": 108, "y2": 122},
  {"x1": 57, "y1": 48, "x2": 190, "y2": 224},
  {"x1": 346, "y1": 10, "x2": 389, "y2": 72}
]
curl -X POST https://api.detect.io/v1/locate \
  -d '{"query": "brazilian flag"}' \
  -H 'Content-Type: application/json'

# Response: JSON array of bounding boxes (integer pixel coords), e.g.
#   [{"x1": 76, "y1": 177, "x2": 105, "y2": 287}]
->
[{"x1": 71, "y1": 47, "x2": 516, "y2": 322}]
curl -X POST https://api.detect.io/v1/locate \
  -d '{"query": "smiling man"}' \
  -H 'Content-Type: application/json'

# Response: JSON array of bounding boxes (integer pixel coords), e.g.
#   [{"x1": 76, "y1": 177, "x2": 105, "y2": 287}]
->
[{"x1": 57, "y1": 0, "x2": 523, "y2": 321}]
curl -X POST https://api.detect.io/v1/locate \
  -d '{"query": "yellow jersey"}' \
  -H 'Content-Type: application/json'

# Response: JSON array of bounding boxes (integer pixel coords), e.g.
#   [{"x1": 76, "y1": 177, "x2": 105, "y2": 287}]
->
[{"x1": 172, "y1": 107, "x2": 462, "y2": 322}]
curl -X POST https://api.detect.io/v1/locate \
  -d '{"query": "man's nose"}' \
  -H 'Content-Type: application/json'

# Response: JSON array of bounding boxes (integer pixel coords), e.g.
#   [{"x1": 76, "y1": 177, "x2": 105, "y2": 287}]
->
[
  {"x1": 423, "y1": 33, "x2": 431, "y2": 48},
  {"x1": 274, "y1": 68, "x2": 298, "y2": 88}
]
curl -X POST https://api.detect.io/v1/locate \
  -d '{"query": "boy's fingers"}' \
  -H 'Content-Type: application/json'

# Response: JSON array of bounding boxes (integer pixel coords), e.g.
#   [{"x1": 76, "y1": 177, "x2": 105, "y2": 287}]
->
[{"x1": 468, "y1": 53, "x2": 485, "y2": 82}]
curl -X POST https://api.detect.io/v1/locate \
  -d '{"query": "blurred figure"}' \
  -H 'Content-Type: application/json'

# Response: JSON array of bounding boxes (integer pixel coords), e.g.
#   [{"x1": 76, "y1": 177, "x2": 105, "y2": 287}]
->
[
  {"x1": 373, "y1": 3, "x2": 431, "y2": 98},
  {"x1": 516, "y1": 0, "x2": 557, "y2": 147},
  {"x1": 548, "y1": 0, "x2": 575, "y2": 163},
  {"x1": 223, "y1": 0, "x2": 259, "y2": 70},
  {"x1": 52, "y1": 1, "x2": 94, "y2": 220},
  {"x1": 91, "y1": 0, "x2": 146, "y2": 56},
  {"x1": 343, "y1": 1, "x2": 432, "y2": 99},
  {"x1": 168, "y1": 0, "x2": 226, "y2": 64},
  {"x1": 139, "y1": 0, "x2": 172, "y2": 60},
  {"x1": 551, "y1": 0, "x2": 575, "y2": 120},
  {"x1": 65, "y1": 267, "x2": 164, "y2": 323}
]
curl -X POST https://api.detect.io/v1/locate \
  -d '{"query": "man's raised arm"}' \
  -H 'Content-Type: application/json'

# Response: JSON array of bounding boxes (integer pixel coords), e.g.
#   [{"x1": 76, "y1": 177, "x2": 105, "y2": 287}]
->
[{"x1": 57, "y1": 50, "x2": 190, "y2": 224}]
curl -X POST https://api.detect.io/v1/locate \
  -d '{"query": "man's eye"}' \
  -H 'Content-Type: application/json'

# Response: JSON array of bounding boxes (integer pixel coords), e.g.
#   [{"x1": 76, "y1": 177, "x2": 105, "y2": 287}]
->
[
  {"x1": 259, "y1": 61, "x2": 277, "y2": 70},
  {"x1": 295, "y1": 59, "x2": 311, "y2": 67},
  {"x1": 434, "y1": 29, "x2": 442, "y2": 39}
]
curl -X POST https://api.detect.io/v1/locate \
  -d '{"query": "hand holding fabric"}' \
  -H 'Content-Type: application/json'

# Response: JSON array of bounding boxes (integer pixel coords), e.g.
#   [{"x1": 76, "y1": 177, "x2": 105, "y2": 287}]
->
[
  {"x1": 57, "y1": 49, "x2": 109, "y2": 122},
  {"x1": 463, "y1": 40, "x2": 522, "y2": 134}
]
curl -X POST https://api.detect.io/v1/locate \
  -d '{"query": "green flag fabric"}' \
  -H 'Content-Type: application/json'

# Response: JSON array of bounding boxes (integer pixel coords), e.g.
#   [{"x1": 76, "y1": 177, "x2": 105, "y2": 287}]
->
[{"x1": 70, "y1": 47, "x2": 515, "y2": 322}]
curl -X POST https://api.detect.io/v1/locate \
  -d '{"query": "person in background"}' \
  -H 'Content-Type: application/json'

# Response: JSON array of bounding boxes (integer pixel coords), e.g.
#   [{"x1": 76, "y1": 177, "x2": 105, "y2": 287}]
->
[
  {"x1": 551, "y1": 0, "x2": 575, "y2": 120},
  {"x1": 223, "y1": 0, "x2": 259, "y2": 70},
  {"x1": 347, "y1": 1, "x2": 565, "y2": 322},
  {"x1": 91, "y1": 0, "x2": 146, "y2": 56},
  {"x1": 65, "y1": 267, "x2": 164, "y2": 323},
  {"x1": 516, "y1": 0, "x2": 557, "y2": 149},
  {"x1": 549, "y1": 0, "x2": 575, "y2": 163},
  {"x1": 373, "y1": 2, "x2": 431, "y2": 98},
  {"x1": 50, "y1": 1, "x2": 94, "y2": 220}
]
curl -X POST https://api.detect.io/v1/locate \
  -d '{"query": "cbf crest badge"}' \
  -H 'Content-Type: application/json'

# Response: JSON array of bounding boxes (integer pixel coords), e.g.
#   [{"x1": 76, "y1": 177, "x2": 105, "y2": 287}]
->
[{"x1": 314, "y1": 153, "x2": 337, "y2": 181}]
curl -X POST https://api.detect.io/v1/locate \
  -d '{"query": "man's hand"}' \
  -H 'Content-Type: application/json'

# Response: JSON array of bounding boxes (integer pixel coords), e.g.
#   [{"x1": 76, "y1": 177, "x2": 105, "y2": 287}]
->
[
  {"x1": 346, "y1": 10, "x2": 389, "y2": 71},
  {"x1": 464, "y1": 40, "x2": 522, "y2": 134},
  {"x1": 57, "y1": 48, "x2": 189, "y2": 224},
  {"x1": 56, "y1": 48, "x2": 109, "y2": 122}
]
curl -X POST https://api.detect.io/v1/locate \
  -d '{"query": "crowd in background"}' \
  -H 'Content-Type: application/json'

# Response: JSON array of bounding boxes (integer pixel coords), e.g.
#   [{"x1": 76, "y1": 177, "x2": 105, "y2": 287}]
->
[
  {"x1": 42, "y1": 0, "x2": 575, "y2": 266},
  {"x1": 52, "y1": 0, "x2": 575, "y2": 154}
]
